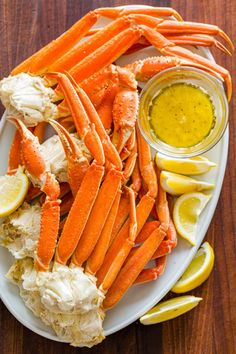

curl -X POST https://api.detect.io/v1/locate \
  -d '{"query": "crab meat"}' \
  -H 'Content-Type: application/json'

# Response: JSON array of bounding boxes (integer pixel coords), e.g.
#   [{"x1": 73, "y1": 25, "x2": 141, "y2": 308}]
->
[
  {"x1": 0, "y1": 203, "x2": 41, "y2": 259},
  {"x1": 0, "y1": 73, "x2": 58, "y2": 126},
  {"x1": 7, "y1": 258, "x2": 105, "y2": 347}
]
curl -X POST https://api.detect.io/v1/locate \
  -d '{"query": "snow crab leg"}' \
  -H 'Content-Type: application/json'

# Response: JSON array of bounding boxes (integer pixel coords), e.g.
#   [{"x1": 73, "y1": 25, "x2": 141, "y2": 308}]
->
[
  {"x1": 11, "y1": 11, "x2": 99, "y2": 75},
  {"x1": 96, "y1": 127, "x2": 158, "y2": 293},
  {"x1": 96, "y1": 6, "x2": 183, "y2": 21},
  {"x1": 8, "y1": 118, "x2": 60, "y2": 271}
]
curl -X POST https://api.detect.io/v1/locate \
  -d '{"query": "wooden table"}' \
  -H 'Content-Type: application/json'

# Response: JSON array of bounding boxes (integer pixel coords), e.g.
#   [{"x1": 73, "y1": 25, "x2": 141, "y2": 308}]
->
[{"x1": 0, "y1": 1, "x2": 235, "y2": 353}]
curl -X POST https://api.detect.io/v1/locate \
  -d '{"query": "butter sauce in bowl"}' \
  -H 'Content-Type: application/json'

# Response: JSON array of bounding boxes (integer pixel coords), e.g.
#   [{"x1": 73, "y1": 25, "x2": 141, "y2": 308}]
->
[{"x1": 138, "y1": 66, "x2": 228, "y2": 158}]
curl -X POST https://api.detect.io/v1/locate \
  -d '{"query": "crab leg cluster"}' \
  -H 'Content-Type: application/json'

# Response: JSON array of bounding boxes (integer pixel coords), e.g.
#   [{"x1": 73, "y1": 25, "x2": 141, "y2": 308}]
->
[{"x1": 5, "y1": 6, "x2": 233, "y2": 310}]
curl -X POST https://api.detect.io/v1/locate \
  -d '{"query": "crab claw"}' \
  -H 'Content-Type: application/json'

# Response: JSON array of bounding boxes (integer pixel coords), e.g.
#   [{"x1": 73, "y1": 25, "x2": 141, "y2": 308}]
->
[
  {"x1": 49, "y1": 119, "x2": 89, "y2": 196},
  {"x1": 8, "y1": 116, "x2": 60, "y2": 272},
  {"x1": 8, "y1": 117, "x2": 46, "y2": 179}
]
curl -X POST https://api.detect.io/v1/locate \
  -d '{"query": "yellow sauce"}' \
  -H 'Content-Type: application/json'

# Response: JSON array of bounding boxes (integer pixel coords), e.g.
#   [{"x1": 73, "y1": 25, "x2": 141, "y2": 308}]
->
[{"x1": 150, "y1": 83, "x2": 215, "y2": 148}]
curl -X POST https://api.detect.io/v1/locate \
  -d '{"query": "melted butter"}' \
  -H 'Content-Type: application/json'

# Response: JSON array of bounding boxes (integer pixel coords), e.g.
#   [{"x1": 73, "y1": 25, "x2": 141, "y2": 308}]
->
[{"x1": 150, "y1": 83, "x2": 215, "y2": 148}]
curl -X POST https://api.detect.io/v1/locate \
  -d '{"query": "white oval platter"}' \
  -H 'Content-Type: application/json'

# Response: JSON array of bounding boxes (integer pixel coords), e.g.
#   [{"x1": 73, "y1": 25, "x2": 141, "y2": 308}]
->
[{"x1": 0, "y1": 4, "x2": 229, "y2": 343}]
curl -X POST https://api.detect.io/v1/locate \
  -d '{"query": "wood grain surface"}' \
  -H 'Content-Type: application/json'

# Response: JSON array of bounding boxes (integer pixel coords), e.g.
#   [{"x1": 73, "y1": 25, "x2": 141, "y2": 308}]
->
[{"x1": 0, "y1": 1, "x2": 235, "y2": 353}]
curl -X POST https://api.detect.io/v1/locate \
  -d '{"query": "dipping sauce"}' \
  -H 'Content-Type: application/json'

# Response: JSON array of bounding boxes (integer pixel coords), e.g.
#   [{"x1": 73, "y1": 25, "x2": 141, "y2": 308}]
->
[{"x1": 149, "y1": 83, "x2": 215, "y2": 148}]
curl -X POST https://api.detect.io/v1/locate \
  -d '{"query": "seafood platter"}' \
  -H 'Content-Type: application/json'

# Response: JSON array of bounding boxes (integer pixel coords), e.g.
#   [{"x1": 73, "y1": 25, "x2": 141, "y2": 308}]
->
[{"x1": 0, "y1": 5, "x2": 232, "y2": 348}]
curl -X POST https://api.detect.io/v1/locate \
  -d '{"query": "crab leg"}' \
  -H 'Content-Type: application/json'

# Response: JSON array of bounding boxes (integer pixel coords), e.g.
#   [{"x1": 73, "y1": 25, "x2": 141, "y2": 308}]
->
[
  {"x1": 33, "y1": 122, "x2": 48, "y2": 143},
  {"x1": 7, "y1": 131, "x2": 22, "y2": 174},
  {"x1": 152, "y1": 219, "x2": 177, "y2": 259},
  {"x1": 96, "y1": 6, "x2": 183, "y2": 21},
  {"x1": 102, "y1": 224, "x2": 166, "y2": 309},
  {"x1": 69, "y1": 26, "x2": 142, "y2": 82},
  {"x1": 166, "y1": 34, "x2": 232, "y2": 55},
  {"x1": 81, "y1": 64, "x2": 139, "y2": 154},
  {"x1": 99, "y1": 187, "x2": 137, "y2": 293},
  {"x1": 156, "y1": 20, "x2": 234, "y2": 51},
  {"x1": 48, "y1": 73, "x2": 105, "y2": 165},
  {"x1": 49, "y1": 16, "x2": 133, "y2": 72},
  {"x1": 156, "y1": 169, "x2": 170, "y2": 226},
  {"x1": 126, "y1": 56, "x2": 221, "y2": 83},
  {"x1": 55, "y1": 161, "x2": 104, "y2": 265},
  {"x1": 135, "y1": 220, "x2": 160, "y2": 243},
  {"x1": 72, "y1": 168, "x2": 123, "y2": 267},
  {"x1": 126, "y1": 14, "x2": 233, "y2": 51},
  {"x1": 60, "y1": 192, "x2": 74, "y2": 217},
  {"x1": 11, "y1": 11, "x2": 99, "y2": 75},
  {"x1": 9, "y1": 118, "x2": 60, "y2": 271},
  {"x1": 96, "y1": 127, "x2": 158, "y2": 286},
  {"x1": 120, "y1": 129, "x2": 136, "y2": 161},
  {"x1": 96, "y1": 84, "x2": 117, "y2": 130},
  {"x1": 140, "y1": 26, "x2": 232, "y2": 100},
  {"x1": 110, "y1": 150, "x2": 141, "y2": 243},
  {"x1": 134, "y1": 256, "x2": 167, "y2": 284},
  {"x1": 75, "y1": 86, "x2": 122, "y2": 170},
  {"x1": 85, "y1": 189, "x2": 122, "y2": 275},
  {"x1": 112, "y1": 84, "x2": 138, "y2": 153},
  {"x1": 49, "y1": 119, "x2": 89, "y2": 196}
]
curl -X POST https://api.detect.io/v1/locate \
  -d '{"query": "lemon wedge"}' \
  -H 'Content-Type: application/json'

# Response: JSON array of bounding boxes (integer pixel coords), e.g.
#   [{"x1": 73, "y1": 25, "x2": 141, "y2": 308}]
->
[
  {"x1": 160, "y1": 171, "x2": 215, "y2": 196},
  {"x1": 172, "y1": 242, "x2": 214, "y2": 293},
  {"x1": 0, "y1": 167, "x2": 29, "y2": 217},
  {"x1": 173, "y1": 192, "x2": 211, "y2": 245},
  {"x1": 140, "y1": 295, "x2": 202, "y2": 324},
  {"x1": 155, "y1": 153, "x2": 216, "y2": 175}
]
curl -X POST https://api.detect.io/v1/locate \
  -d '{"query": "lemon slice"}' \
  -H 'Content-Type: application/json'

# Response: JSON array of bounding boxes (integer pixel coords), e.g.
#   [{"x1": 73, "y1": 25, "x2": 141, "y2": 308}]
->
[
  {"x1": 160, "y1": 171, "x2": 215, "y2": 196},
  {"x1": 173, "y1": 192, "x2": 211, "y2": 245},
  {"x1": 140, "y1": 296, "x2": 202, "y2": 324},
  {"x1": 155, "y1": 153, "x2": 216, "y2": 175},
  {"x1": 0, "y1": 167, "x2": 29, "y2": 217},
  {"x1": 172, "y1": 242, "x2": 214, "y2": 293}
]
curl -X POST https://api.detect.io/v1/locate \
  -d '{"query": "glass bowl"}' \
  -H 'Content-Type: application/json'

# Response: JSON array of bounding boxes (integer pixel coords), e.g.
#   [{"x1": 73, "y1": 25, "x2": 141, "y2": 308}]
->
[{"x1": 138, "y1": 66, "x2": 228, "y2": 158}]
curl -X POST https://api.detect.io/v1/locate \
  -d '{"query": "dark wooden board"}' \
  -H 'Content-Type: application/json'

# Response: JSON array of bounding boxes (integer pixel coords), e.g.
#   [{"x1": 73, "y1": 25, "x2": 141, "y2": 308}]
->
[{"x1": 0, "y1": 1, "x2": 235, "y2": 353}]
